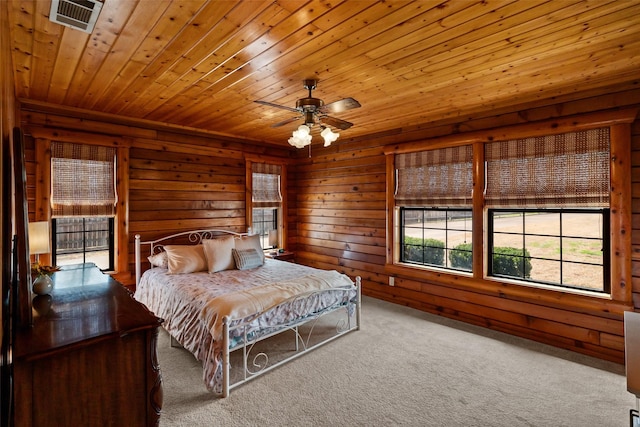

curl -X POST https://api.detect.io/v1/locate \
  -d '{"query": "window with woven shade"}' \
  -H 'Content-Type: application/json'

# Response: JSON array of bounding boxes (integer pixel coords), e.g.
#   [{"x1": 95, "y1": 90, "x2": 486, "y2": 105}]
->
[
  {"x1": 50, "y1": 141, "x2": 116, "y2": 271},
  {"x1": 485, "y1": 128, "x2": 610, "y2": 293},
  {"x1": 51, "y1": 141, "x2": 117, "y2": 217},
  {"x1": 252, "y1": 163, "x2": 282, "y2": 208},
  {"x1": 485, "y1": 127, "x2": 610, "y2": 208},
  {"x1": 251, "y1": 162, "x2": 282, "y2": 250},
  {"x1": 395, "y1": 145, "x2": 473, "y2": 271}
]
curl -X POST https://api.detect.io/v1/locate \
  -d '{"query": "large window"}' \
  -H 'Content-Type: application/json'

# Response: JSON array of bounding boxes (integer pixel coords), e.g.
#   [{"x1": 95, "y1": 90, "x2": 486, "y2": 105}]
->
[
  {"x1": 395, "y1": 145, "x2": 473, "y2": 274},
  {"x1": 387, "y1": 118, "x2": 629, "y2": 299},
  {"x1": 50, "y1": 142, "x2": 117, "y2": 271},
  {"x1": 484, "y1": 127, "x2": 610, "y2": 293},
  {"x1": 251, "y1": 162, "x2": 282, "y2": 250},
  {"x1": 488, "y1": 209, "x2": 609, "y2": 293}
]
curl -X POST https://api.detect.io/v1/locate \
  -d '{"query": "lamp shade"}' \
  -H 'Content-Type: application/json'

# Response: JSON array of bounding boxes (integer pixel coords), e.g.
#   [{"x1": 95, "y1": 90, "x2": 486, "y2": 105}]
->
[
  {"x1": 321, "y1": 127, "x2": 339, "y2": 147},
  {"x1": 28, "y1": 221, "x2": 51, "y2": 255}
]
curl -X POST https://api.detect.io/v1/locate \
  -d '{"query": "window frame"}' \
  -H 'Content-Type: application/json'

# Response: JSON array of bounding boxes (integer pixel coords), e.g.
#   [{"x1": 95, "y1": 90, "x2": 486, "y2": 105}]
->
[
  {"x1": 245, "y1": 156, "x2": 289, "y2": 252},
  {"x1": 487, "y1": 208, "x2": 610, "y2": 294},
  {"x1": 29, "y1": 128, "x2": 129, "y2": 274},
  {"x1": 384, "y1": 108, "x2": 635, "y2": 308},
  {"x1": 52, "y1": 217, "x2": 115, "y2": 271},
  {"x1": 399, "y1": 207, "x2": 473, "y2": 273}
]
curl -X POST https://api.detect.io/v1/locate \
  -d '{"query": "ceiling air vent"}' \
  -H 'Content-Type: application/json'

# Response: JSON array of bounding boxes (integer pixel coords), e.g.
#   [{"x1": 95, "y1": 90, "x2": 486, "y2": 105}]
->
[{"x1": 49, "y1": 0, "x2": 103, "y2": 33}]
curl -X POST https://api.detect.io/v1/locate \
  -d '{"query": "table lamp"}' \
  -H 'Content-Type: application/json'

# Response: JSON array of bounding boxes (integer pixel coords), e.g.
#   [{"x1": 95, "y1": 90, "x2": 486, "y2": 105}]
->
[{"x1": 28, "y1": 221, "x2": 51, "y2": 263}]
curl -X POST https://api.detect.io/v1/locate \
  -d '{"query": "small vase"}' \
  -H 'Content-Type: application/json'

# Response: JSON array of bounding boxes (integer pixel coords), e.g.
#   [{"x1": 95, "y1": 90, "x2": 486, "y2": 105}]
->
[{"x1": 33, "y1": 274, "x2": 54, "y2": 295}]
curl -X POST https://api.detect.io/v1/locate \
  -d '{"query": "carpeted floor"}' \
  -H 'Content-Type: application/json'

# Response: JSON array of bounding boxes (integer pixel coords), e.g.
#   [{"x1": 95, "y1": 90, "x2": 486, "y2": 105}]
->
[{"x1": 157, "y1": 296, "x2": 636, "y2": 426}]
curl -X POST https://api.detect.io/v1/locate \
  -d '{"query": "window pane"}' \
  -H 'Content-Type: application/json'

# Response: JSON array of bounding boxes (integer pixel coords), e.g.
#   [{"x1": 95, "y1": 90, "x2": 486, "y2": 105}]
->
[
  {"x1": 400, "y1": 208, "x2": 471, "y2": 271},
  {"x1": 492, "y1": 212, "x2": 523, "y2": 234},
  {"x1": 54, "y1": 217, "x2": 113, "y2": 271},
  {"x1": 562, "y1": 237, "x2": 603, "y2": 264},
  {"x1": 252, "y1": 208, "x2": 277, "y2": 249},
  {"x1": 562, "y1": 263, "x2": 603, "y2": 291},
  {"x1": 489, "y1": 209, "x2": 607, "y2": 294},
  {"x1": 525, "y1": 235, "x2": 561, "y2": 261},
  {"x1": 528, "y1": 259, "x2": 560, "y2": 284}
]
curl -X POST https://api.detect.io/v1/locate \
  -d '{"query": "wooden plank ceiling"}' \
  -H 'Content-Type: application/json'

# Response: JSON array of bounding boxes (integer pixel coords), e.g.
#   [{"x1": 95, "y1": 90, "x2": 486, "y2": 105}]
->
[{"x1": 7, "y1": 0, "x2": 640, "y2": 147}]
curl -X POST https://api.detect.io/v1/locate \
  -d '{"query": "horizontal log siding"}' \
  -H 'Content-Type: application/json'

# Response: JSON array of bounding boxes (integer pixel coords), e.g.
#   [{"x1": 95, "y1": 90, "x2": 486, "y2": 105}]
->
[
  {"x1": 20, "y1": 108, "x2": 292, "y2": 281},
  {"x1": 292, "y1": 87, "x2": 640, "y2": 364},
  {"x1": 18, "y1": 87, "x2": 640, "y2": 363}
]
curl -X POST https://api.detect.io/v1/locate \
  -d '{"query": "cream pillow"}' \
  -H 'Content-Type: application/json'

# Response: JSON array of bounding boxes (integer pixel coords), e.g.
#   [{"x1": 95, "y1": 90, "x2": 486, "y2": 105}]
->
[
  {"x1": 164, "y1": 245, "x2": 207, "y2": 274},
  {"x1": 235, "y1": 234, "x2": 265, "y2": 263},
  {"x1": 202, "y1": 235, "x2": 236, "y2": 273},
  {"x1": 148, "y1": 251, "x2": 168, "y2": 269}
]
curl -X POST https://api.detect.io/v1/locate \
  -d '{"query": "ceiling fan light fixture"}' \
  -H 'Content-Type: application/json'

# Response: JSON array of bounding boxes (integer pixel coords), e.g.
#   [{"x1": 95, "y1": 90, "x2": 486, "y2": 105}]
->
[
  {"x1": 288, "y1": 125, "x2": 312, "y2": 148},
  {"x1": 321, "y1": 126, "x2": 339, "y2": 147}
]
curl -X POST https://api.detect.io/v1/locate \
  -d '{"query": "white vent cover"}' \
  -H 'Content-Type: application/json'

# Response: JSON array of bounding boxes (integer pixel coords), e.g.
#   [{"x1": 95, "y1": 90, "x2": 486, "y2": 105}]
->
[{"x1": 49, "y1": 0, "x2": 103, "y2": 33}]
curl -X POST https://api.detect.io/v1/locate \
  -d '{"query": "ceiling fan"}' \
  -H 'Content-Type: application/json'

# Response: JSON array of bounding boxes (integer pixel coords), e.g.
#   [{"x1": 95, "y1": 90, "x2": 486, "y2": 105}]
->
[{"x1": 255, "y1": 79, "x2": 361, "y2": 148}]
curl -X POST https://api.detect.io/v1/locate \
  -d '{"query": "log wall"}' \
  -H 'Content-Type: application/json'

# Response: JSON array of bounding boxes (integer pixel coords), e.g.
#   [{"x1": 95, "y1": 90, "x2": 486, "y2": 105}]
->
[
  {"x1": 290, "y1": 86, "x2": 640, "y2": 364},
  {"x1": 19, "y1": 106, "x2": 292, "y2": 283},
  {"x1": 15, "y1": 85, "x2": 640, "y2": 364}
]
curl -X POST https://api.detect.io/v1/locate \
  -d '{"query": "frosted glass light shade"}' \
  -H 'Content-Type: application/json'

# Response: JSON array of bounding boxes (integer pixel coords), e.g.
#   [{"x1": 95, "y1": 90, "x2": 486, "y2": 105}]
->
[{"x1": 321, "y1": 127, "x2": 339, "y2": 147}]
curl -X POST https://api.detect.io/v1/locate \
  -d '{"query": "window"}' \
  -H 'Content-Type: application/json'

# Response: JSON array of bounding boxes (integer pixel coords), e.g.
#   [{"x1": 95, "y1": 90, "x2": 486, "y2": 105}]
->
[
  {"x1": 400, "y1": 207, "x2": 472, "y2": 271},
  {"x1": 50, "y1": 142, "x2": 117, "y2": 271},
  {"x1": 394, "y1": 145, "x2": 473, "y2": 273},
  {"x1": 251, "y1": 162, "x2": 282, "y2": 250},
  {"x1": 52, "y1": 217, "x2": 114, "y2": 271},
  {"x1": 485, "y1": 128, "x2": 610, "y2": 293},
  {"x1": 387, "y1": 111, "x2": 635, "y2": 304},
  {"x1": 488, "y1": 209, "x2": 609, "y2": 293}
]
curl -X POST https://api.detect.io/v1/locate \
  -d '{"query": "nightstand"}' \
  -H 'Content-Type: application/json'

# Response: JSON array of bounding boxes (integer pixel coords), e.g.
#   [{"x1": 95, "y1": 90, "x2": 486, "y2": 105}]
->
[{"x1": 265, "y1": 250, "x2": 295, "y2": 262}]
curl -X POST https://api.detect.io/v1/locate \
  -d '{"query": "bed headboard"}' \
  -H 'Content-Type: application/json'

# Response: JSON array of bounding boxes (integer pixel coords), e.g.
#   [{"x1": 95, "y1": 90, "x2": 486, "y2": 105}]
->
[{"x1": 134, "y1": 229, "x2": 246, "y2": 286}]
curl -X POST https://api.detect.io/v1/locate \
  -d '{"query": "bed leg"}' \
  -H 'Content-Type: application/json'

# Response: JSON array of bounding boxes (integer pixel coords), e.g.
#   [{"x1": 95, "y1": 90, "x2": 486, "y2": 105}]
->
[
  {"x1": 222, "y1": 316, "x2": 230, "y2": 398},
  {"x1": 356, "y1": 276, "x2": 362, "y2": 331}
]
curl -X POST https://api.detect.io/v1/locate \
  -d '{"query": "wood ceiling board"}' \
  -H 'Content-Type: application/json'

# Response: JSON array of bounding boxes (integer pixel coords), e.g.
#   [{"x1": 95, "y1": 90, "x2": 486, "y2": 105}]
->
[{"x1": 6, "y1": 0, "x2": 640, "y2": 146}]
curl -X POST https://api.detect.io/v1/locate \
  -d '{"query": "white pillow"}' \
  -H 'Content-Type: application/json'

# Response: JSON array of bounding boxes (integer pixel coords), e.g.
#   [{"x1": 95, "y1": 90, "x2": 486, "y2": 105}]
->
[
  {"x1": 164, "y1": 245, "x2": 207, "y2": 274},
  {"x1": 235, "y1": 234, "x2": 265, "y2": 263},
  {"x1": 148, "y1": 251, "x2": 168, "y2": 268},
  {"x1": 202, "y1": 235, "x2": 236, "y2": 273},
  {"x1": 232, "y1": 248, "x2": 263, "y2": 270}
]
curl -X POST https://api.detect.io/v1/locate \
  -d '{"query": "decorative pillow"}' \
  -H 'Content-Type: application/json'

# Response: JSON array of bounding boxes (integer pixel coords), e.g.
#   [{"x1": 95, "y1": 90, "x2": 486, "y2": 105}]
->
[
  {"x1": 232, "y1": 248, "x2": 264, "y2": 270},
  {"x1": 202, "y1": 235, "x2": 236, "y2": 273},
  {"x1": 163, "y1": 245, "x2": 207, "y2": 274},
  {"x1": 147, "y1": 251, "x2": 168, "y2": 269},
  {"x1": 234, "y1": 234, "x2": 265, "y2": 263}
]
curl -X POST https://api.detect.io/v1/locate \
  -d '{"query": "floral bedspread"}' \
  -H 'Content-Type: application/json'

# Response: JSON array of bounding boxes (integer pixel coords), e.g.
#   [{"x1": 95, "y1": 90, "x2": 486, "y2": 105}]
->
[{"x1": 134, "y1": 259, "x2": 355, "y2": 394}]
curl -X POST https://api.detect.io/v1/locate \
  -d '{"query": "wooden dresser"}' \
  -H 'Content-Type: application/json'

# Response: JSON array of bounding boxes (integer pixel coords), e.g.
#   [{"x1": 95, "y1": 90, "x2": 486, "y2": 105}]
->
[{"x1": 13, "y1": 264, "x2": 163, "y2": 427}]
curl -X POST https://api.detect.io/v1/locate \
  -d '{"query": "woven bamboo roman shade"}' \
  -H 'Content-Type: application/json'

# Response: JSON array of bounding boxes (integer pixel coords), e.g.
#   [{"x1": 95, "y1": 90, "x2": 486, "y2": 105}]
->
[
  {"x1": 252, "y1": 163, "x2": 282, "y2": 208},
  {"x1": 395, "y1": 145, "x2": 473, "y2": 207},
  {"x1": 50, "y1": 142, "x2": 117, "y2": 217},
  {"x1": 485, "y1": 127, "x2": 610, "y2": 207}
]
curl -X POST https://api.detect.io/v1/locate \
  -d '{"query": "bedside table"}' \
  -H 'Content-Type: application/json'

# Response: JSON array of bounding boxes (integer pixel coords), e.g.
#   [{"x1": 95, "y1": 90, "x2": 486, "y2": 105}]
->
[{"x1": 265, "y1": 250, "x2": 295, "y2": 262}]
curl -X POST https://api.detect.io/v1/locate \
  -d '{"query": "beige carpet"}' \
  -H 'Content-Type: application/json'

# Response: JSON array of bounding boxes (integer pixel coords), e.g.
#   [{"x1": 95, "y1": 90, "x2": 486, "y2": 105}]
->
[{"x1": 157, "y1": 296, "x2": 636, "y2": 426}]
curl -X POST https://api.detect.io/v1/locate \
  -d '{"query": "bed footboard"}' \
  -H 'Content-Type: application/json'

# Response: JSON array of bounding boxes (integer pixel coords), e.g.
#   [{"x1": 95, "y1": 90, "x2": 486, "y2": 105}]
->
[{"x1": 220, "y1": 276, "x2": 361, "y2": 397}]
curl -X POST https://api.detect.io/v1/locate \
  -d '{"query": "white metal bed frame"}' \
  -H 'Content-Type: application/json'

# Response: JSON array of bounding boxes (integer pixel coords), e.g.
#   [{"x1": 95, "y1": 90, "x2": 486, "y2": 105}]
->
[{"x1": 134, "y1": 229, "x2": 361, "y2": 397}]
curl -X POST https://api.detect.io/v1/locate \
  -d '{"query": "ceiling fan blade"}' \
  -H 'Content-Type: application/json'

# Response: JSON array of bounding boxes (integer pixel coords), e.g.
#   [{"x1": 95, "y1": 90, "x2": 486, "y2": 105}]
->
[
  {"x1": 254, "y1": 100, "x2": 300, "y2": 113},
  {"x1": 319, "y1": 97, "x2": 361, "y2": 114},
  {"x1": 271, "y1": 116, "x2": 302, "y2": 128},
  {"x1": 321, "y1": 115, "x2": 354, "y2": 130}
]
